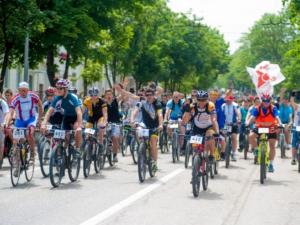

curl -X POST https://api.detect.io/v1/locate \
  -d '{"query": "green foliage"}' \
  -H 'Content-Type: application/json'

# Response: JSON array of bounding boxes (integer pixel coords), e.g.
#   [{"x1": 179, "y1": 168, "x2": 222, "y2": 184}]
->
[{"x1": 80, "y1": 61, "x2": 103, "y2": 85}]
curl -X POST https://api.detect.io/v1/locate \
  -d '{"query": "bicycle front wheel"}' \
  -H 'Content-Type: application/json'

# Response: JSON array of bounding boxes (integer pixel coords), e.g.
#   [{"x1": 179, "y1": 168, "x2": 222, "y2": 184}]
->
[
  {"x1": 137, "y1": 142, "x2": 147, "y2": 183},
  {"x1": 130, "y1": 138, "x2": 138, "y2": 164},
  {"x1": 225, "y1": 139, "x2": 231, "y2": 168},
  {"x1": 83, "y1": 143, "x2": 92, "y2": 178},
  {"x1": 49, "y1": 146, "x2": 64, "y2": 188},
  {"x1": 10, "y1": 147, "x2": 21, "y2": 187},
  {"x1": 68, "y1": 148, "x2": 81, "y2": 182},
  {"x1": 39, "y1": 139, "x2": 51, "y2": 178},
  {"x1": 25, "y1": 146, "x2": 35, "y2": 182},
  {"x1": 185, "y1": 141, "x2": 191, "y2": 169},
  {"x1": 172, "y1": 132, "x2": 178, "y2": 163},
  {"x1": 260, "y1": 146, "x2": 266, "y2": 184},
  {"x1": 192, "y1": 155, "x2": 201, "y2": 197},
  {"x1": 202, "y1": 157, "x2": 209, "y2": 190}
]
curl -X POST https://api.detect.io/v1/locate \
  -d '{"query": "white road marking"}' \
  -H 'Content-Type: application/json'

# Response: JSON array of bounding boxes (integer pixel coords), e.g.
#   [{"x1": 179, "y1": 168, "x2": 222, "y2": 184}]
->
[{"x1": 80, "y1": 168, "x2": 185, "y2": 225}]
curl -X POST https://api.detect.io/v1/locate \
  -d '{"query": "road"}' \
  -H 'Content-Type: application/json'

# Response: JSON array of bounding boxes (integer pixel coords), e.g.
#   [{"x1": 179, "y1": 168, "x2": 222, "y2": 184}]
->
[{"x1": 0, "y1": 148, "x2": 300, "y2": 225}]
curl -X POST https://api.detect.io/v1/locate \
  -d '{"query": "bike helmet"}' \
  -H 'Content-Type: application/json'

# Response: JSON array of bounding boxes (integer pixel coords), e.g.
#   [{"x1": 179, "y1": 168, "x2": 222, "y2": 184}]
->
[
  {"x1": 45, "y1": 87, "x2": 56, "y2": 96},
  {"x1": 88, "y1": 87, "x2": 100, "y2": 96},
  {"x1": 56, "y1": 79, "x2": 71, "y2": 89},
  {"x1": 261, "y1": 93, "x2": 272, "y2": 102},
  {"x1": 69, "y1": 86, "x2": 78, "y2": 94},
  {"x1": 196, "y1": 90, "x2": 209, "y2": 100}
]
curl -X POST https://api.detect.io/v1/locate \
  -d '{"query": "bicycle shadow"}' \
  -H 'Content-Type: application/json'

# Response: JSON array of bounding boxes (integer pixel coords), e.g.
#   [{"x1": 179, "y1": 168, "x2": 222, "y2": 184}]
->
[
  {"x1": 188, "y1": 190, "x2": 223, "y2": 200},
  {"x1": 0, "y1": 181, "x2": 41, "y2": 190},
  {"x1": 48, "y1": 180, "x2": 83, "y2": 191},
  {"x1": 84, "y1": 173, "x2": 107, "y2": 180},
  {"x1": 252, "y1": 178, "x2": 292, "y2": 186},
  {"x1": 213, "y1": 174, "x2": 228, "y2": 180},
  {"x1": 219, "y1": 164, "x2": 246, "y2": 170}
]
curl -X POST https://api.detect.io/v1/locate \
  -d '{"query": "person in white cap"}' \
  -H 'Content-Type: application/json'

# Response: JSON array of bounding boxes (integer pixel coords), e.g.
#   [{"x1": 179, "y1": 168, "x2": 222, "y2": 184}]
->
[{"x1": 4, "y1": 81, "x2": 43, "y2": 162}]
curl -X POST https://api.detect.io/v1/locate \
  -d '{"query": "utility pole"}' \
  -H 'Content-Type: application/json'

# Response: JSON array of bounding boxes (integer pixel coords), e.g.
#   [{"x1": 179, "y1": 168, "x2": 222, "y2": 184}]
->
[{"x1": 24, "y1": 33, "x2": 29, "y2": 82}]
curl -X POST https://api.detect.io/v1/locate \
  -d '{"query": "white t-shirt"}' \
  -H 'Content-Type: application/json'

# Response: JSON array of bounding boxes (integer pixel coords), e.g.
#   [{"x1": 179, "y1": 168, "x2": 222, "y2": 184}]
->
[
  {"x1": 0, "y1": 99, "x2": 9, "y2": 124},
  {"x1": 293, "y1": 105, "x2": 300, "y2": 127}
]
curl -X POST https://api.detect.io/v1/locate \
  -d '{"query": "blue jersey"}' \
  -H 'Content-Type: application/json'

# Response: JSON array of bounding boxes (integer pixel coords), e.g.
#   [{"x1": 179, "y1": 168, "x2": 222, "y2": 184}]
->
[
  {"x1": 51, "y1": 93, "x2": 81, "y2": 116},
  {"x1": 215, "y1": 98, "x2": 225, "y2": 129},
  {"x1": 166, "y1": 99, "x2": 184, "y2": 120},
  {"x1": 279, "y1": 103, "x2": 293, "y2": 123}
]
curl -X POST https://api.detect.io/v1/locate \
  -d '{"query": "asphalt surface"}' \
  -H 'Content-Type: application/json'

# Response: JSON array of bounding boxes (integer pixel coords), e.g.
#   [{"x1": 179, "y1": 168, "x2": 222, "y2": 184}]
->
[{"x1": 0, "y1": 147, "x2": 300, "y2": 225}]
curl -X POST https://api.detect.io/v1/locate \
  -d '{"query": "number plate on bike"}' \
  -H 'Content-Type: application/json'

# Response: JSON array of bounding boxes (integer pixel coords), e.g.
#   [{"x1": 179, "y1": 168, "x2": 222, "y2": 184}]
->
[
  {"x1": 169, "y1": 124, "x2": 178, "y2": 129},
  {"x1": 296, "y1": 126, "x2": 300, "y2": 132},
  {"x1": 190, "y1": 136, "x2": 203, "y2": 144},
  {"x1": 13, "y1": 129, "x2": 25, "y2": 139},
  {"x1": 225, "y1": 125, "x2": 232, "y2": 132},
  {"x1": 186, "y1": 123, "x2": 191, "y2": 131},
  {"x1": 85, "y1": 128, "x2": 95, "y2": 135},
  {"x1": 54, "y1": 130, "x2": 66, "y2": 139},
  {"x1": 258, "y1": 128, "x2": 269, "y2": 134},
  {"x1": 138, "y1": 128, "x2": 149, "y2": 137},
  {"x1": 46, "y1": 125, "x2": 53, "y2": 130}
]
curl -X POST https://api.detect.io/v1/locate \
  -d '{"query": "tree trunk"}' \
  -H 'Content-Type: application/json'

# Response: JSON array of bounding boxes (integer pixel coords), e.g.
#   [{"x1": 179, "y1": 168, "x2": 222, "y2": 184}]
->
[
  {"x1": 0, "y1": 44, "x2": 12, "y2": 93},
  {"x1": 46, "y1": 47, "x2": 56, "y2": 86},
  {"x1": 63, "y1": 51, "x2": 70, "y2": 79},
  {"x1": 104, "y1": 64, "x2": 112, "y2": 89},
  {"x1": 112, "y1": 57, "x2": 117, "y2": 85},
  {"x1": 83, "y1": 57, "x2": 88, "y2": 96}
]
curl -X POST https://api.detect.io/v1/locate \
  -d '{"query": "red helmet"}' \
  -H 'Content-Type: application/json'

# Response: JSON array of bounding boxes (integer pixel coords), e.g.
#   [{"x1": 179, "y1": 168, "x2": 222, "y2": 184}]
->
[
  {"x1": 46, "y1": 87, "x2": 56, "y2": 96},
  {"x1": 247, "y1": 95, "x2": 254, "y2": 101}
]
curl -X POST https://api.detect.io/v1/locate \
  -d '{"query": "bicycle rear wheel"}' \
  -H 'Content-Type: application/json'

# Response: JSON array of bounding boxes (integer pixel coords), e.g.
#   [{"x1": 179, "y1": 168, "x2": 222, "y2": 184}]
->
[
  {"x1": 10, "y1": 147, "x2": 21, "y2": 187},
  {"x1": 202, "y1": 157, "x2": 209, "y2": 190},
  {"x1": 130, "y1": 138, "x2": 138, "y2": 164},
  {"x1": 244, "y1": 135, "x2": 249, "y2": 160},
  {"x1": 225, "y1": 138, "x2": 231, "y2": 168},
  {"x1": 260, "y1": 146, "x2": 266, "y2": 184},
  {"x1": 24, "y1": 146, "x2": 35, "y2": 182},
  {"x1": 49, "y1": 146, "x2": 64, "y2": 188},
  {"x1": 185, "y1": 141, "x2": 191, "y2": 169},
  {"x1": 94, "y1": 144, "x2": 103, "y2": 173},
  {"x1": 280, "y1": 134, "x2": 285, "y2": 158},
  {"x1": 68, "y1": 147, "x2": 81, "y2": 182},
  {"x1": 137, "y1": 142, "x2": 147, "y2": 183},
  {"x1": 172, "y1": 132, "x2": 178, "y2": 163},
  {"x1": 192, "y1": 155, "x2": 201, "y2": 197}
]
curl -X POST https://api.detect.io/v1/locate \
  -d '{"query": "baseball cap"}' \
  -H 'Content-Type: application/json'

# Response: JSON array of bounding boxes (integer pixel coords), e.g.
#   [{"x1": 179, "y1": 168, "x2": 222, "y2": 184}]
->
[{"x1": 19, "y1": 82, "x2": 29, "y2": 89}]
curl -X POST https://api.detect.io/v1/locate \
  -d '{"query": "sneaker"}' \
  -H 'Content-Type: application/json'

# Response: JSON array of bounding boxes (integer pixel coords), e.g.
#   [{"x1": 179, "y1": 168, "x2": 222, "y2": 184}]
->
[
  {"x1": 268, "y1": 164, "x2": 275, "y2": 173},
  {"x1": 287, "y1": 144, "x2": 291, "y2": 150},
  {"x1": 291, "y1": 159, "x2": 297, "y2": 165},
  {"x1": 152, "y1": 161, "x2": 158, "y2": 173},
  {"x1": 231, "y1": 152, "x2": 237, "y2": 162},
  {"x1": 220, "y1": 152, "x2": 225, "y2": 161},
  {"x1": 113, "y1": 154, "x2": 118, "y2": 163}
]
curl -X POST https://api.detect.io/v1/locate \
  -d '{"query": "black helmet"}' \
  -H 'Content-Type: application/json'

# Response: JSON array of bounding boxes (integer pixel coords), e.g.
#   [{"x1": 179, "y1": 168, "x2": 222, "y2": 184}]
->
[{"x1": 196, "y1": 90, "x2": 208, "y2": 100}]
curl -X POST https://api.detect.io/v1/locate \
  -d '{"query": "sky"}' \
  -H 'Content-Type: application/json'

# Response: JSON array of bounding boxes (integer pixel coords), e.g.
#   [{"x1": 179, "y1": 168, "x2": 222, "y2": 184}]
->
[{"x1": 168, "y1": 0, "x2": 284, "y2": 53}]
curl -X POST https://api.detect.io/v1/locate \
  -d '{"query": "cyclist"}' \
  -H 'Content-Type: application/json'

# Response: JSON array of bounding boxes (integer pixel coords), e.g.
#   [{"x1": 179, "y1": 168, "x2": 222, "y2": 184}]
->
[
  {"x1": 43, "y1": 87, "x2": 56, "y2": 113},
  {"x1": 247, "y1": 93, "x2": 281, "y2": 172},
  {"x1": 279, "y1": 88, "x2": 293, "y2": 150},
  {"x1": 221, "y1": 95, "x2": 241, "y2": 161},
  {"x1": 82, "y1": 87, "x2": 107, "y2": 145},
  {"x1": 131, "y1": 88, "x2": 163, "y2": 171},
  {"x1": 290, "y1": 91, "x2": 300, "y2": 165},
  {"x1": 239, "y1": 97, "x2": 251, "y2": 152},
  {"x1": 0, "y1": 96, "x2": 9, "y2": 168},
  {"x1": 4, "y1": 89, "x2": 13, "y2": 105},
  {"x1": 104, "y1": 89, "x2": 122, "y2": 163},
  {"x1": 182, "y1": 90, "x2": 219, "y2": 163},
  {"x1": 41, "y1": 79, "x2": 83, "y2": 158},
  {"x1": 4, "y1": 82, "x2": 43, "y2": 160}
]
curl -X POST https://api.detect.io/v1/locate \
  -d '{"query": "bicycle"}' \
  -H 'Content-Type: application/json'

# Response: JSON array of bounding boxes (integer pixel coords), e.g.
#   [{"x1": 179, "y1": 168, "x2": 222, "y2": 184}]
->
[
  {"x1": 184, "y1": 123, "x2": 193, "y2": 168},
  {"x1": 82, "y1": 126, "x2": 104, "y2": 178},
  {"x1": 121, "y1": 121, "x2": 132, "y2": 157},
  {"x1": 159, "y1": 123, "x2": 169, "y2": 154},
  {"x1": 129, "y1": 128, "x2": 138, "y2": 164},
  {"x1": 222, "y1": 123, "x2": 237, "y2": 168},
  {"x1": 48, "y1": 127, "x2": 81, "y2": 188},
  {"x1": 190, "y1": 135, "x2": 209, "y2": 198},
  {"x1": 239, "y1": 125, "x2": 250, "y2": 160},
  {"x1": 10, "y1": 127, "x2": 36, "y2": 187},
  {"x1": 211, "y1": 134, "x2": 221, "y2": 178},
  {"x1": 278, "y1": 124, "x2": 288, "y2": 158},
  {"x1": 136, "y1": 124, "x2": 158, "y2": 183},
  {"x1": 168, "y1": 120, "x2": 181, "y2": 163}
]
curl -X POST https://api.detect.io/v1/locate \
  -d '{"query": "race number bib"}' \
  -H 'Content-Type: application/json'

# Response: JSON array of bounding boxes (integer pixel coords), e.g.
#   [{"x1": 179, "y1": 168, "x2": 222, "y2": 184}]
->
[
  {"x1": 225, "y1": 125, "x2": 232, "y2": 132},
  {"x1": 169, "y1": 123, "x2": 178, "y2": 129},
  {"x1": 85, "y1": 128, "x2": 95, "y2": 135},
  {"x1": 46, "y1": 125, "x2": 53, "y2": 130},
  {"x1": 138, "y1": 128, "x2": 149, "y2": 137},
  {"x1": 296, "y1": 126, "x2": 300, "y2": 132},
  {"x1": 13, "y1": 129, "x2": 25, "y2": 139},
  {"x1": 54, "y1": 130, "x2": 66, "y2": 139},
  {"x1": 186, "y1": 123, "x2": 192, "y2": 131},
  {"x1": 190, "y1": 136, "x2": 203, "y2": 144},
  {"x1": 258, "y1": 128, "x2": 269, "y2": 134}
]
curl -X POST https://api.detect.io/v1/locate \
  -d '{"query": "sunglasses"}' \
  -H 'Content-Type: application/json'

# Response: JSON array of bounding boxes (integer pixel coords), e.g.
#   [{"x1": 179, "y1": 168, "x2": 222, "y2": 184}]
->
[
  {"x1": 197, "y1": 99, "x2": 207, "y2": 102},
  {"x1": 145, "y1": 94, "x2": 153, "y2": 97},
  {"x1": 262, "y1": 100, "x2": 270, "y2": 103},
  {"x1": 56, "y1": 87, "x2": 65, "y2": 91}
]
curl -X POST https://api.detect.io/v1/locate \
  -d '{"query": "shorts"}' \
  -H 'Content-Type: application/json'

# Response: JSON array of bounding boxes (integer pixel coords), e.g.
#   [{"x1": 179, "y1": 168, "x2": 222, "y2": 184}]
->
[
  {"x1": 62, "y1": 115, "x2": 77, "y2": 130},
  {"x1": 292, "y1": 131, "x2": 300, "y2": 149},
  {"x1": 252, "y1": 128, "x2": 277, "y2": 140},
  {"x1": 49, "y1": 113, "x2": 63, "y2": 126},
  {"x1": 15, "y1": 116, "x2": 36, "y2": 128},
  {"x1": 224, "y1": 124, "x2": 239, "y2": 134},
  {"x1": 86, "y1": 116, "x2": 104, "y2": 128},
  {"x1": 0, "y1": 130, "x2": 4, "y2": 149},
  {"x1": 111, "y1": 124, "x2": 121, "y2": 137},
  {"x1": 193, "y1": 126, "x2": 215, "y2": 137}
]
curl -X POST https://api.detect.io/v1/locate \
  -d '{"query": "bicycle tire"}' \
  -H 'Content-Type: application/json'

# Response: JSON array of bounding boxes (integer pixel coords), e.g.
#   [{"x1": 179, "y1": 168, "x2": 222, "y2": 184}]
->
[
  {"x1": 121, "y1": 131, "x2": 127, "y2": 157},
  {"x1": 24, "y1": 145, "x2": 35, "y2": 182},
  {"x1": 137, "y1": 142, "x2": 147, "y2": 183},
  {"x1": 10, "y1": 147, "x2": 21, "y2": 187},
  {"x1": 214, "y1": 161, "x2": 218, "y2": 175},
  {"x1": 159, "y1": 131, "x2": 164, "y2": 154},
  {"x1": 83, "y1": 143, "x2": 92, "y2": 178},
  {"x1": 94, "y1": 143, "x2": 103, "y2": 173},
  {"x1": 225, "y1": 137, "x2": 231, "y2": 168},
  {"x1": 260, "y1": 145, "x2": 266, "y2": 184},
  {"x1": 280, "y1": 134, "x2": 285, "y2": 158},
  {"x1": 130, "y1": 138, "x2": 138, "y2": 164},
  {"x1": 185, "y1": 141, "x2": 191, "y2": 168},
  {"x1": 49, "y1": 145, "x2": 64, "y2": 188},
  {"x1": 67, "y1": 147, "x2": 81, "y2": 182},
  {"x1": 39, "y1": 139, "x2": 51, "y2": 178},
  {"x1": 172, "y1": 132, "x2": 177, "y2": 163},
  {"x1": 244, "y1": 135, "x2": 249, "y2": 160},
  {"x1": 202, "y1": 157, "x2": 208, "y2": 190},
  {"x1": 192, "y1": 155, "x2": 201, "y2": 197}
]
